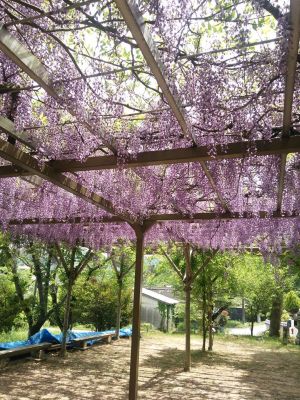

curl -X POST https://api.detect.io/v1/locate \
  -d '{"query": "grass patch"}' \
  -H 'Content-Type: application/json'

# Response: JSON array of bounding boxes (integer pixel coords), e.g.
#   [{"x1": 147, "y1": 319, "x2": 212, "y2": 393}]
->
[
  {"x1": 216, "y1": 332, "x2": 300, "y2": 351},
  {"x1": 0, "y1": 329, "x2": 29, "y2": 343},
  {"x1": 0, "y1": 324, "x2": 106, "y2": 343},
  {"x1": 226, "y1": 320, "x2": 251, "y2": 328},
  {"x1": 141, "y1": 329, "x2": 300, "y2": 352}
]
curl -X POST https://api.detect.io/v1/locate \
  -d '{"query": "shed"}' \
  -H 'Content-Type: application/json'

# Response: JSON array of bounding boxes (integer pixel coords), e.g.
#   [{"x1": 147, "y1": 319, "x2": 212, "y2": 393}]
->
[{"x1": 141, "y1": 288, "x2": 179, "y2": 332}]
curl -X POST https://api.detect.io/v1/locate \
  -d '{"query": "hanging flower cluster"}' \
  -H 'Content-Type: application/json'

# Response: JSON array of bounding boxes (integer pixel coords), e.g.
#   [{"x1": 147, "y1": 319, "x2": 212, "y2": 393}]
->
[{"x1": 0, "y1": 0, "x2": 298, "y2": 252}]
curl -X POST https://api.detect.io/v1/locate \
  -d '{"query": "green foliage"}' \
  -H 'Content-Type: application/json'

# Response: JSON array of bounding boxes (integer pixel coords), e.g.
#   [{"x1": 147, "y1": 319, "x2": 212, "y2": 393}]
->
[
  {"x1": 283, "y1": 291, "x2": 300, "y2": 314},
  {"x1": 226, "y1": 320, "x2": 251, "y2": 328},
  {"x1": 144, "y1": 253, "x2": 180, "y2": 291},
  {"x1": 193, "y1": 250, "x2": 234, "y2": 319},
  {"x1": 281, "y1": 309, "x2": 291, "y2": 322},
  {"x1": 0, "y1": 328, "x2": 29, "y2": 343},
  {"x1": 141, "y1": 323, "x2": 154, "y2": 332},
  {"x1": 174, "y1": 302, "x2": 199, "y2": 322},
  {"x1": 231, "y1": 253, "x2": 274, "y2": 321},
  {"x1": 72, "y1": 275, "x2": 132, "y2": 331},
  {"x1": 0, "y1": 233, "x2": 23, "y2": 332},
  {"x1": 0, "y1": 271, "x2": 22, "y2": 332}
]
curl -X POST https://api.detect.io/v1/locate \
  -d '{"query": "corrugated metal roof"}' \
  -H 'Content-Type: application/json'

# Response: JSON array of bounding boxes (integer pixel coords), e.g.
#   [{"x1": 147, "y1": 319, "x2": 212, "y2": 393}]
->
[{"x1": 142, "y1": 288, "x2": 179, "y2": 305}]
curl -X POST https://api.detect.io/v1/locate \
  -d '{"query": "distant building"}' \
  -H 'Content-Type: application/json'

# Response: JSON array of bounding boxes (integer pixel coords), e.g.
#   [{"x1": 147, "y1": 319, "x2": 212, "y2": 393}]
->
[{"x1": 141, "y1": 287, "x2": 179, "y2": 332}]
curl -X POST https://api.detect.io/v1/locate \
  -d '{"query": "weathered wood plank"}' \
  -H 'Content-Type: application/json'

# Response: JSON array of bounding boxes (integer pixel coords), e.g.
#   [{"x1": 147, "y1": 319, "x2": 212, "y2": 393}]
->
[
  {"x1": 0, "y1": 138, "x2": 134, "y2": 223},
  {"x1": 0, "y1": 116, "x2": 36, "y2": 149},
  {"x1": 0, "y1": 342, "x2": 52, "y2": 359},
  {"x1": 114, "y1": 0, "x2": 189, "y2": 138},
  {"x1": 276, "y1": 0, "x2": 300, "y2": 211},
  {"x1": 114, "y1": 0, "x2": 228, "y2": 215},
  {"x1": 0, "y1": 25, "x2": 58, "y2": 99},
  {"x1": 1, "y1": 136, "x2": 300, "y2": 178},
  {"x1": 7, "y1": 210, "x2": 299, "y2": 226}
]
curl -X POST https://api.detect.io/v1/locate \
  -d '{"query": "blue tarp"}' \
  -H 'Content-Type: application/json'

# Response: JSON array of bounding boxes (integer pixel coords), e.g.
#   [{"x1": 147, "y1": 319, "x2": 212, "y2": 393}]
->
[{"x1": 0, "y1": 327, "x2": 132, "y2": 350}]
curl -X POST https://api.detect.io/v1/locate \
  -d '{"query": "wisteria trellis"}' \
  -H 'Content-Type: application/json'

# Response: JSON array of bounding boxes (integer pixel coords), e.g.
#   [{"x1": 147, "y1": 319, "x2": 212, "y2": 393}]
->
[
  {"x1": 0, "y1": 1, "x2": 300, "y2": 398},
  {"x1": 0, "y1": 0, "x2": 299, "y2": 251}
]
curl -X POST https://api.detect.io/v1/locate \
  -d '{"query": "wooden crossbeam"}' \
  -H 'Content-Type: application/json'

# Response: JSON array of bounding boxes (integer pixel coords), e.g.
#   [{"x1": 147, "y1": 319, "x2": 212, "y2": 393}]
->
[
  {"x1": 0, "y1": 114, "x2": 44, "y2": 187},
  {"x1": 0, "y1": 25, "x2": 115, "y2": 153},
  {"x1": 149, "y1": 211, "x2": 299, "y2": 222},
  {"x1": 114, "y1": 0, "x2": 228, "y2": 211},
  {"x1": 277, "y1": 153, "x2": 287, "y2": 212},
  {"x1": 283, "y1": 0, "x2": 300, "y2": 135},
  {"x1": 276, "y1": 0, "x2": 300, "y2": 212},
  {"x1": 6, "y1": 210, "x2": 299, "y2": 226},
  {"x1": 1, "y1": 136, "x2": 300, "y2": 178},
  {"x1": 114, "y1": 0, "x2": 189, "y2": 137},
  {"x1": 0, "y1": 116, "x2": 36, "y2": 149},
  {"x1": 0, "y1": 138, "x2": 134, "y2": 223},
  {"x1": 199, "y1": 161, "x2": 229, "y2": 211},
  {"x1": 0, "y1": 25, "x2": 59, "y2": 100},
  {"x1": 8, "y1": 216, "x2": 123, "y2": 225}
]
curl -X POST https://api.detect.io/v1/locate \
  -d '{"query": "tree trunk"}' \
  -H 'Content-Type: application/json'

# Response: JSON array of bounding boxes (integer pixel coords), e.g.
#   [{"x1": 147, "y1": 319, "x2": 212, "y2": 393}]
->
[
  {"x1": 115, "y1": 280, "x2": 122, "y2": 340},
  {"x1": 208, "y1": 285, "x2": 213, "y2": 351},
  {"x1": 50, "y1": 285, "x2": 64, "y2": 331},
  {"x1": 202, "y1": 290, "x2": 207, "y2": 352},
  {"x1": 242, "y1": 297, "x2": 246, "y2": 324},
  {"x1": 60, "y1": 278, "x2": 74, "y2": 357},
  {"x1": 166, "y1": 305, "x2": 170, "y2": 333},
  {"x1": 250, "y1": 320, "x2": 254, "y2": 337},
  {"x1": 269, "y1": 292, "x2": 283, "y2": 337},
  {"x1": 184, "y1": 286, "x2": 191, "y2": 372}
]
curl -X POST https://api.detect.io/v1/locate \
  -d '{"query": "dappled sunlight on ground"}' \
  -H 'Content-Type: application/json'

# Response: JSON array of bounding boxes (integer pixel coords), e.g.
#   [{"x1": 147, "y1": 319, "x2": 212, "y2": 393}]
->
[{"x1": 0, "y1": 335, "x2": 299, "y2": 399}]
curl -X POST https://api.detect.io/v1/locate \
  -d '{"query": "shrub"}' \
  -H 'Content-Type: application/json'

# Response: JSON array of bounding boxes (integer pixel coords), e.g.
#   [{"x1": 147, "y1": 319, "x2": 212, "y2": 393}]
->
[
  {"x1": 284, "y1": 291, "x2": 300, "y2": 314},
  {"x1": 71, "y1": 276, "x2": 132, "y2": 331},
  {"x1": 281, "y1": 309, "x2": 291, "y2": 322}
]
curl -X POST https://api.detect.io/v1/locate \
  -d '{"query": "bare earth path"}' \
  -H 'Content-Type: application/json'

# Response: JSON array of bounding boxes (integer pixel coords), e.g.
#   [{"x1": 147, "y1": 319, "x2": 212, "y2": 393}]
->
[{"x1": 0, "y1": 334, "x2": 299, "y2": 400}]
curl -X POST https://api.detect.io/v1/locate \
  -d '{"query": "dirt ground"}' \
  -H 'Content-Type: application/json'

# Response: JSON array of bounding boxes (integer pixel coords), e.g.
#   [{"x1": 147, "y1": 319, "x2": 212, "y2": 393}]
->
[{"x1": 0, "y1": 334, "x2": 299, "y2": 400}]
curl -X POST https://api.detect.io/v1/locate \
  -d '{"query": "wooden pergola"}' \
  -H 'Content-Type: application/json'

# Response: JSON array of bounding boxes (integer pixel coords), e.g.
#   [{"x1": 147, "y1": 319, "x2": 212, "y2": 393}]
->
[{"x1": 0, "y1": 1, "x2": 300, "y2": 399}]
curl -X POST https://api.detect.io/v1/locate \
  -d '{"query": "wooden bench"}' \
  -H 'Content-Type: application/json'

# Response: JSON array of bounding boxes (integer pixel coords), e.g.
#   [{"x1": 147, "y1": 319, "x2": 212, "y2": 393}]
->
[
  {"x1": 0, "y1": 342, "x2": 52, "y2": 361},
  {"x1": 71, "y1": 333, "x2": 113, "y2": 350}
]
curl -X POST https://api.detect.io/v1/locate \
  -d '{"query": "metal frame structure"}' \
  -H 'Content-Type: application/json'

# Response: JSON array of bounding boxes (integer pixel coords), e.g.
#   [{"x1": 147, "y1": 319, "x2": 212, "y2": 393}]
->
[{"x1": 0, "y1": 1, "x2": 300, "y2": 399}]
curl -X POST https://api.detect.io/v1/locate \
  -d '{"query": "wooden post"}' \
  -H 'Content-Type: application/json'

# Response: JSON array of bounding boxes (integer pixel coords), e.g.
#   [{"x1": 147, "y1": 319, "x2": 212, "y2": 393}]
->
[
  {"x1": 129, "y1": 224, "x2": 147, "y2": 400},
  {"x1": 183, "y1": 244, "x2": 192, "y2": 372},
  {"x1": 60, "y1": 277, "x2": 73, "y2": 357},
  {"x1": 208, "y1": 284, "x2": 213, "y2": 351},
  {"x1": 184, "y1": 285, "x2": 191, "y2": 372},
  {"x1": 115, "y1": 279, "x2": 122, "y2": 340}
]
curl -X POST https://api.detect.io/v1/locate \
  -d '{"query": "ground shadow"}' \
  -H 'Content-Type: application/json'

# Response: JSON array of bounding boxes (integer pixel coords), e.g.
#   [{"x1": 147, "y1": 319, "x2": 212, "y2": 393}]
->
[{"x1": 140, "y1": 345, "x2": 300, "y2": 399}]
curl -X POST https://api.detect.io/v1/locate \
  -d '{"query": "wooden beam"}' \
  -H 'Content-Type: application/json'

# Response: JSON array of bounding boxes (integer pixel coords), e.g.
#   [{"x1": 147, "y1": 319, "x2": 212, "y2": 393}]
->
[
  {"x1": 1, "y1": 136, "x2": 300, "y2": 178},
  {"x1": 148, "y1": 211, "x2": 299, "y2": 222},
  {"x1": 0, "y1": 25, "x2": 59, "y2": 100},
  {"x1": 114, "y1": 0, "x2": 190, "y2": 138},
  {"x1": 0, "y1": 114, "x2": 43, "y2": 187},
  {"x1": 199, "y1": 160, "x2": 229, "y2": 212},
  {"x1": 114, "y1": 0, "x2": 230, "y2": 211},
  {"x1": 283, "y1": 0, "x2": 300, "y2": 135},
  {"x1": 0, "y1": 26, "x2": 115, "y2": 153},
  {"x1": 276, "y1": 0, "x2": 300, "y2": 211},
  {"x1": 7, "y1": 211, "x2": 299, "y2": 226},
  {"x1": 277, "y1": 153, "x2": 287, "y2": 212},
  {"x1": 29, "y1": 136, "x2": 300, "y2": 169},
  {"x1": 0, "y1": 138, "x2": 134, "y2": 223},
  {"x1": 0, "y1": 116, "x2": 36, "y2": 149},
  {"x1": 8, "y1": 216, "x2": 124, "y2": 225}
]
